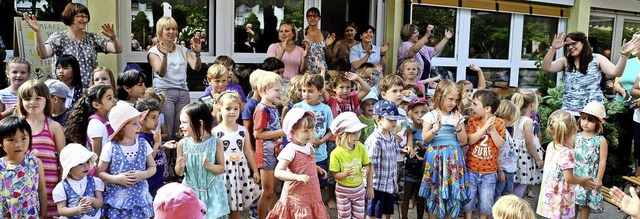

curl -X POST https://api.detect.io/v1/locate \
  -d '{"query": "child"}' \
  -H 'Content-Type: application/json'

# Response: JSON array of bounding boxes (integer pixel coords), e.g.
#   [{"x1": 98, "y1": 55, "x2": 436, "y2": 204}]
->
[
  {"x1": 242, "y1": 70, "x2": 268, "y2": 150},
  {"x1": 17, "y1": 79, "x2": 67, "y2": 218},
  {"x1": 64, "y1": 84, "x2": 116, "y2": 157},
  {"x1": 153, "y1": 182, "x2": 207, "y2": 219},
  {"x1": 45, "y1": 79, "x2": 71, "y2": 127},
  {"x1": 200, "y1": 64, "x2": 236, "y2": 110},
  {"x1": 90, "y1": 66, "x2": 117, "y2": 89},
  {"x1": 96, "y1": 102, "x2": 156, "y2": 218},
  {"x1": 144, "y1": 88, "x2": 170, "y2": 141},
  {"x1": 397, "y1": 59, "x2": 426, "y2": 97},
  {"x1": 253, "y1": 71, "x2": 286, "y2": 219},
  {"x1": 136, "y1": 98, "x2": 173, "y2": 197},
  {"x1": 359, "y1": 93, "x2": 378, "y2": 143},
  {"x1": 457, "y1": 65, "x2": 485, "y2": 115},
  {"x1": 0, "y1": 57, "x2": 31, "y2": 118},
  {"x1": 574, "y1": 101, "x2": 608, "y2": 218},
  {"x1": 55, "y1": 54, "x2": 83, "y2": 109},
  {"x1": 323, "y1": 71, "x2": 370, "y2": 117},
  {"x1": 0, "y1": 116, "x2": 47, "y2": 218},
  {"x1": 116, "y1": 69, "x2": 147, "y2": 106},
  {"x1": 329, "y1": 112, "x2": 373, "y2": 219},
  {"x1": 53, "y1": 143, "x2": 104, "y2": 218},
  {"x1": 357, "y1": 63, "x2": 381, "y2": 98},
  {"x1": 174, "y1": 102, "x2": 230, "y2": 218},
  {"x1": 267, "y1": 108, "x2": 329, "y2": 218},
  {"x1": 492, "y1": 195, "x2": 535, "y2": 219},
  {"x1": 203, "y1": 56, "x2": 247, "y2": 101},
  {"x1": 402, "y1": 98, "x2": 428, "y2": 219},
  {"x1": 281, "y1": 75, "x2": 304, "y2": 120},
  {"x1": 419, "y1": 80, "x2": 468, "y2": 219},
  {"x1": 365, "y1": 100, "x2": 404, "y2": 219},
  {"x1": 464, "y1": 89, "x2": 505, "y2": 219},
  {"x1": 212, "y1": 91, "x2": 261, "y2": 219},
  {"x1": 537, "y1": 110, "x2": 596, "y2": 219},
  {"x1": 511, "y1": 91, "x2": 543, "y2": 198},
  {"x1": 493, "y1": 100, "x2": 519, "y2": 199}
]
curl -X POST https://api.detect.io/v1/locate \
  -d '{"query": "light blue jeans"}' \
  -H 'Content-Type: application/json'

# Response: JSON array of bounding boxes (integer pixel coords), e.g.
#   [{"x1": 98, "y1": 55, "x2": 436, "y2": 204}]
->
[
  {"x1": 464, "y1": 171, "x2": 497, "y2": 215},
  {"x1": 494, "y1": 170, "x2": 515, "y2": 200}
]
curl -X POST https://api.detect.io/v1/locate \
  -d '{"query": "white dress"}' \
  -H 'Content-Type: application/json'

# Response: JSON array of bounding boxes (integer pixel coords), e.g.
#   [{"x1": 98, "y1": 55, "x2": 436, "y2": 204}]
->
[
  {"x1": 213, "y1": 125, "x2": 261, "y2": 211},
  {"x1": 513, "y1": 116, "x2": 543, "y2": 184}
]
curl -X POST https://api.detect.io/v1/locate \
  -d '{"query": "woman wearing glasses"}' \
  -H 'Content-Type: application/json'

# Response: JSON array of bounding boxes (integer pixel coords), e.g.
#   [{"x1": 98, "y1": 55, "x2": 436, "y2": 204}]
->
[
  {"x1": 541, "y1": 32, "x2": 640, "y2": 116},
  {"x1": 298, "y1": 7, "x2": 335, "y2": 73},
  {"x1": 397, "y1": 24, "x2": 453, "y2": 81},
  {"x1": 23, "y1": 3, "x2": 123, "y2": 88},
  {"x1": 267, "y1": 21, "x2": 308, "y2": 84}
]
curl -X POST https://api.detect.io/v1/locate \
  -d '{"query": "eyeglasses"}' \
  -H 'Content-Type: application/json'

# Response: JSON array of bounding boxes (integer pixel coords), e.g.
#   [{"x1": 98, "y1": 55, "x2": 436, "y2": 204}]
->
[
  {"x1": 413, "y1": 31, "x2": 419, "y2": 35},
  {"x1": 567, "y1": 41, "x2": 579, "y2": 47},
  {"x1": 75, "y1": 14, "x2": 89, "y2": 19},
  {"x1": 306, "y1": 14, "x2": 320, "y2": 19}
]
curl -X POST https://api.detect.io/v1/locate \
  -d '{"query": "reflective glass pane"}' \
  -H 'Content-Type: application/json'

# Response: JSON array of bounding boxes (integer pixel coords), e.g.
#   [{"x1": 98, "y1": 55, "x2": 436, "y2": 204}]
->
[
  {"x1": 130, "y1": 0, "x2": 210, "y2": 52},
  {"x1": 589, "y1": 16, "x2": 614, "y2": 58},
  {"x1": 518, "y1": 69, "x2": 557, "y2": 88},
  {"x1": 469, "y1": 11, "x2": 511, "y2": 59},
  {"x1": 234, "y1": 0, "x2": 304, "y2": 53},
  {"x1": 476, "y1": 68, "x2": 510, "y2": 87},
  {"x1": 522, "y1": 16, "x2": 558, "y2": 60},
  {"x1": 411, "y1": 5, "x2": 457, "y2": 58}
]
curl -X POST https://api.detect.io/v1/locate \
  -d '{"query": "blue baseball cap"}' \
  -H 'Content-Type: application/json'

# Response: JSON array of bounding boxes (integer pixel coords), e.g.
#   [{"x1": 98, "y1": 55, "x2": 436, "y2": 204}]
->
[{"x1": 373, "y1": 100, "x2": 405, "y2": 121}]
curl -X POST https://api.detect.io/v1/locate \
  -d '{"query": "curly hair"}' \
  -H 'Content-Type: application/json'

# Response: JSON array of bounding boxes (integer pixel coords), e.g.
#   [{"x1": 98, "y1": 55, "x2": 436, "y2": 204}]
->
[{"x1": 64, "y1": 84, "x2": 113, "y2": 144}]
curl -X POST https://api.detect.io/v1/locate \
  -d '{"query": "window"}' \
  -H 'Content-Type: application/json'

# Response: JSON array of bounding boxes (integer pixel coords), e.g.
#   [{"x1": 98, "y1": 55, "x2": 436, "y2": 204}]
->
[
  {"x1": 476, "y1": 68, "x2": 510, "y2": 87},
  {"x1": 233, "y1": 0, "x2": 304, "y2": 53},
  {"x1": 518, "y1": 69, "x2": 557, "y2": 88},
  {"x1": 589, "y1": 15, "x2": 614, "y2": 58},
  {"x1": 623, "y1": 19, "x2": 640, "y2": 44},
  {"x1": 411, "y1": 5, "x2": 457, "y2": 58},
  {"x1": 522, "y1": 16, "x2": 558, "y2": 60},
  {"x1": 469, "y1": 11, "x2": 511, "y2": 59},
  {"x1": 130, "y1": 0, "x2": 210, "y2": 53}
]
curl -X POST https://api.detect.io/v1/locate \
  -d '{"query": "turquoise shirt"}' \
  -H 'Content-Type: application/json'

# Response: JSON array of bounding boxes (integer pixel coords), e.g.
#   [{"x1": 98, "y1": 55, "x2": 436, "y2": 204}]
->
[{"x1": 615, "y1": 57, "x2": 640, "y2": 102}]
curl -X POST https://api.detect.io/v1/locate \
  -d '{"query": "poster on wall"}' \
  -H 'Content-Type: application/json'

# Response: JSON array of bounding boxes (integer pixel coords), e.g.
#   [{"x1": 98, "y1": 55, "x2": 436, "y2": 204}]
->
[{"x1": 13, "y1": 17, "x2": 66, "y2": 81}]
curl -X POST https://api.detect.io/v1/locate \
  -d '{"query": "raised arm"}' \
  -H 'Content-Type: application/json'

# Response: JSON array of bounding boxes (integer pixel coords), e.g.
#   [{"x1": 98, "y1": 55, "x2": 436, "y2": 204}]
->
[
  {"x1": 101, "y1": 23, "x2": 123, "y2": 53},
  {"x1": 186, "y1": 36, "x2": 202, "y2": 71},
  {"x1": 23, "y1": 13, "x2": 54, "y2": 59},
  {"x1": 541, "y1": 33, "x2": 568, "y2": 73},
  {"x1": 433, "y1": 28, "x2": 454, "y2": 55},
  {"x1": 599, "y1": 37, "x2": 640, "y2": 78}
]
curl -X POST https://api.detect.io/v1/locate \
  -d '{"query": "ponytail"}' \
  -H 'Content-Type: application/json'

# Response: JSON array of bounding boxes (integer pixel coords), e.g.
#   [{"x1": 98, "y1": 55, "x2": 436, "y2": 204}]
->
[{"x1": 546, "y1": 110, "x2": 576, "y2": 147}]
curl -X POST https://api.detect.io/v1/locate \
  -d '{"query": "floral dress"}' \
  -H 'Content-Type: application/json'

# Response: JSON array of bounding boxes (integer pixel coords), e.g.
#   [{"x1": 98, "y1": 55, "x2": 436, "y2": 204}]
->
[
  {"x1": 304, "y1": 39, "x2": 328, "y2": 72},
  {"x1": 0, "y1": 152, "x2": 40, "y2": 219},
  {"x1": 418, "y1": 111, "x2": 469, "y2": 218},
  {"x1": 562, "y1": 54, "x2": 605, "y2": 113},
  {"x1": 537, "y1": 145, "x2": 576, "y2": 219},
  {"x1": 213, "y1": 125, "x2": 261, "y2": 212},
  {"x1": 573, "y1": 132, "x2": 604, "y2": 212}
]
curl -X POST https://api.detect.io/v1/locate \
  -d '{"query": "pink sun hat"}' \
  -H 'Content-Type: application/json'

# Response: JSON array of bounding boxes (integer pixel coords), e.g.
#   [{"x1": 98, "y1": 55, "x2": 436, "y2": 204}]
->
[
  {"x1": 108, "y1": 101, "x2": 148, "y2": 140},
  {"x1": 154, "y1": 183, "x2": 206, "y2": 219},
  {"x1": 282, "y1": 108, "x2": 316, "y2": 141}
]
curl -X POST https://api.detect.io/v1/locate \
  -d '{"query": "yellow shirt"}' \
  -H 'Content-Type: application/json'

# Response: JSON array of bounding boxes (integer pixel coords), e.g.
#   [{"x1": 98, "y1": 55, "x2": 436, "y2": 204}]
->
[{"x1": 329, "y1": 142, "x2": 371, "y2": 187}]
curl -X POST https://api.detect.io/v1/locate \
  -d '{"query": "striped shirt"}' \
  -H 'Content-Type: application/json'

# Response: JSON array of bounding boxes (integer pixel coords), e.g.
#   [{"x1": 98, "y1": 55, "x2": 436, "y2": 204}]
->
[
  {"x1": 32, "y1": 118, "x2": 60, "y2": 217},
  {"x1": 0, "y1": 89, "x2": 17, "y2": 110},
  {"x1": 364, "y1": 129, "x2": 399, "y2": 194}
]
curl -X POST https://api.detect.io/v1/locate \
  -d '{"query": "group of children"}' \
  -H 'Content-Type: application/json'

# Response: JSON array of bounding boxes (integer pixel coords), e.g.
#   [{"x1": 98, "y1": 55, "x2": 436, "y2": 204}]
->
[{"x1": 0, "y1": 49, "x2": 612, "y2": 219}]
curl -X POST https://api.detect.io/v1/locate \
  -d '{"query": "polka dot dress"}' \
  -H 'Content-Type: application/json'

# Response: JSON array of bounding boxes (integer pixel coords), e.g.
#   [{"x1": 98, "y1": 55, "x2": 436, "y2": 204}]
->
[
  {"x1": 513, "y1": 116, "x2": 543, "y2": 184},
  {"x1": 213, "y1": 125, "x2": 261, "y2": 211}
]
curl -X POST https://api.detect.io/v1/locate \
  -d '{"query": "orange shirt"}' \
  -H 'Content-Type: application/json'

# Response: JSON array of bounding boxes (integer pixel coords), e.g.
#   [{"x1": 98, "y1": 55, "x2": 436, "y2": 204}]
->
[{"x1": 465, "y1": 116, "x2": 506, "y2": 174}]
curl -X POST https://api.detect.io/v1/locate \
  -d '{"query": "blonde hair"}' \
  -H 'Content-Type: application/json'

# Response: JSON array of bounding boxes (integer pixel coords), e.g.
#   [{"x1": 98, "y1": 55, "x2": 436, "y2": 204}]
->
[
  {"x1": 336, "y1": 131, "x2": 360, "y2": 149},
  {"x1": 432, "y1": 80, "x2": 460, "y2": 112},
  {"x1": 254, "y1": 70, "x2": 284, "y2": 92},
  {"x1": 494, "y1": 100, "x2": 519, "y2": 126},
  {"x1": 249, "y1": 69, "x2": 267, "y2": 89},
  {"x1": 215, "y1": 91, "x2": 242, "y2": 123},
  {"x1": 213, "y1": 56, "x2": 238, "y2": 84},
  {"x1": 144, "y1": 88, "x2": 166, "y2": 106},
  {"x1": 396, "y1": 59, "x2": 418, "y2": 77},
  {"x1": 6, "y1": 57, "x2": 31, "y2": 73},
  {"x1": 155, "y1": 17, "x2": 178, "y2": 42},
  {"x1": 284, "y1": 75, "x2": 303, "y2": 104},
  {"x1": 547, "y1": 110, "x2": 577, "y2": 147},
  {"x1": 17, "y1": 80, "x2": 52, "y2": 117},
  {"x1": 492, "y1": 195, "x2": 535, "y2": 219},
  {"x1": 90, "y1": 66, "x2": 116, "y2": 88},
  {"x1": 511, "y1": 90, "x2": 537, "y2": 112},
  {"x1": 207, "y1": 64, "x2": 230, "y2": 80},
  {"x1": 292, "y1": 114, "x2": 315, "y2": 131}
]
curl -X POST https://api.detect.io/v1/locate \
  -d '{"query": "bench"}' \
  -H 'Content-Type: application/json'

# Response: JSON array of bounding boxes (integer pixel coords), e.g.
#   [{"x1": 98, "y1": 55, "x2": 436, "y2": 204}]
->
[
  {"x1": 623, "y1": 176, "x2": 640, "y2": 187},
  {"x1": 601, "y1": 186, "x2": 615, "y2": 206}
]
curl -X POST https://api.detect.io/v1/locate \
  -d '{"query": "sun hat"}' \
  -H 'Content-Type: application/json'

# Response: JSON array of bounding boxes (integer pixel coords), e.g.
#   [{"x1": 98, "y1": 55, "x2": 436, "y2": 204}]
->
[
  {"x1": 361, "y1": 92, "x2": 379, "y2": 102},
  {"x1": 108, "y1": 101, "x2": 148, "y2": 140},
  {"x1": 44, "y1": 79, "x2": 70, "y2": 99},
  {"x1": 330, "y1": 112, "x2": 367, "y2": 135},
  {"x1": 579, "y1": 101, "x2": 606, "y2": 123},
  {"x1": 60, "y1": 143, "x2": 97, "y2": 179},
  {"x1": 154, "y1": 183, "x2": 206, "y2": 219},
  {"x1": 401, "y1": 90, "x2": 417, "y2": 102},
  {"x1": 407, "y1": 98, "x2": 428, "y2": 110},
  {"x1": 282, "y1": 107, "x2": 316, "y2": 141},
  {"x1": 373, "y1": 100, "x2": 405, "y2": 121}
]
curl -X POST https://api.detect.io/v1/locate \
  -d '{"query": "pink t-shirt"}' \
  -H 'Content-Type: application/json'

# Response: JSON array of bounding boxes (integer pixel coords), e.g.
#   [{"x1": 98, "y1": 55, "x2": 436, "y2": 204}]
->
[
  {"x1": 267, "y1": 43, "x2": 304, "y2": 83},
  {"x1": 325, "y1": 91, "x2": 362, "y2": 117}
]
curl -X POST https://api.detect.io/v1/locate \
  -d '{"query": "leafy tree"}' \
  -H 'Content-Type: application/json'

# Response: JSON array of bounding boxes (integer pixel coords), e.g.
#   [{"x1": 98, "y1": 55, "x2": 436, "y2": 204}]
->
[
  {"x1": 245, "y1": 13, "x2": 261, "y2": 32},
  {"x1": 589, "y1": 28, "x2": 612, "y2": 56},
  {"x1": 283, "y1": 4, "x2": 304, "y2": 30},
  {"x1": 411, "y1": 5, "x2": 456, "y2": 57},
  {"x1": 131, "y1": 11, "x2": 150, "y2": 45},
  {"x1": 469, "y1": 12, "x2": 510, "y2": 59}
]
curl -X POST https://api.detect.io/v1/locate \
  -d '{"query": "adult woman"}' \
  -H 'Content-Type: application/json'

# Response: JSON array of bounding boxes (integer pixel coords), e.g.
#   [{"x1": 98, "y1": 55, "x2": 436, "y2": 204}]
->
[
  {"x1": 541, "y1": 32, "x2": 640, "y2": 115},
  {"x1": 299, "y1": 7, "x2": 335, "y2": 72},
  {"x1": 148, "y1": 17, "x2": 202, "y2": 140},
  {"x1": 397, "y1": 24, "x2": 453, "y2": 80},
  {"x1": 621, "y1": 47, "x2": 640, "y2": 176},
  {"x1": 267, "y1": 21, "x2": 308, "y2": 83},
  {"x1": 331, "y1": 22, "x2": 359, "y2": 71},
  {"x1": 23, "y1": 3, "x2": 123, "y2": 88},
  {"x1": 349, "y1": 25, "x2": 390, "y2": 71}
]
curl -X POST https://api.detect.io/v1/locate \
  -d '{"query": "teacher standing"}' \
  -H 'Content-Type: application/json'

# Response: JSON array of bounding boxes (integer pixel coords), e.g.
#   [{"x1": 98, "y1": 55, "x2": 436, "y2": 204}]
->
[
  {"x1": 23, "y1": 3, "x2": 123, "y2": 87},
  {"x1": 148, "y1": 17, "x2": 202, "y2": 139},
  {"x1": 397, "y1": 24, "x2": 453, "y2": 80}
]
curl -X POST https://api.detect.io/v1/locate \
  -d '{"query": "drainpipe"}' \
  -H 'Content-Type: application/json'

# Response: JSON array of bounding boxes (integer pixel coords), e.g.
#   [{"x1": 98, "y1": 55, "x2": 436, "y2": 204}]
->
[{"x1": 404, "y1": 0, "x2": 411, "y2": 24}]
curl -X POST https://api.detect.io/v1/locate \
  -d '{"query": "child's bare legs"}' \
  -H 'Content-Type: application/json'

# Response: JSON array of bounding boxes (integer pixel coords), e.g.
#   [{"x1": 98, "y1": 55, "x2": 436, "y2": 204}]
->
[
  {"x1": 229, "y1": 210, "x2": 240, "y2": 219},
  {"x1": 526, "y1": 184, "x2": 534, "y2": 197},
  {"x1": 258, "y1": 169, "x2": 276, "y2": 219},
  {"x1": 574, "y1": 205, "x2": 591, "y2": 219},
  {"x1": 328, "y1": 184, "x2": 337, "y2": 209}
]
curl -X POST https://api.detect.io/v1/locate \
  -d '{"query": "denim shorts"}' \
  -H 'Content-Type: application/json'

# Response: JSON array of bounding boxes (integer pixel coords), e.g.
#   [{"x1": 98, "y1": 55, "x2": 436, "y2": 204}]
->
[
  {"x1": 367, "y1": 190, "x2": 395, "y2": 217},
  {"x1": 494, "y1": 170, "x2": 515, "y2": 200},
  {"x1": 317, "y1": 159, "x2": 329, "y2": 187},
  {"x1": 464, "y1": 171, "x2": 497, "y2": 215}
]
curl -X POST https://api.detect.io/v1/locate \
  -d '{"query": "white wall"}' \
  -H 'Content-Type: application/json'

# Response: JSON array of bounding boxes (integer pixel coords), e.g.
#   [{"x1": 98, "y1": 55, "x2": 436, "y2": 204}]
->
[{"x1": 592, "y1": 0, "x2": 640, "y2": 13}]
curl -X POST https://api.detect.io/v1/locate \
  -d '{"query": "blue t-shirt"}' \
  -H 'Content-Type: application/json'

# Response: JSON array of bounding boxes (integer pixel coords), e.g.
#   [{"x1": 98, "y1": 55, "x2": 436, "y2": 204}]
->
[
  {"x1": 615, "y1": 57, "x2": 640, "y2": 102},
  {"x1": 242, "y1": 97, "x2": 260, "y2": 121},
  {"x1": 293, "y1": 101, "x2": 334, "y2": 162}
]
